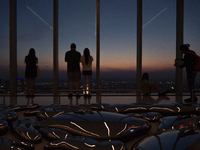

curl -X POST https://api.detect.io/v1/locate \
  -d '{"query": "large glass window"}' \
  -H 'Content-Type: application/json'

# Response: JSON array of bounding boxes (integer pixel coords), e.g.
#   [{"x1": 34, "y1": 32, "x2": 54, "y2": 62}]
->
[
  {"x1": 0, "y1": 1, "x2": 9, "y2": 93},
  {"x1": 143, "y1": 0, "x2": 176, "y2": 92},
  {"x1": 4, "y1": 0, "x2": 200, "y2": 96},
  {"x1": 100, "y1": 0, "x2": 137, "y2": 91},
  {"x1": 184, "y1": 0, "x2": 200, "y2": 92},
  {"x1": 17, "y1": 0, "x2": 53, "y2": 94},
  {"x1": 59, "y1": 0, "x2": 96, "y2": 91}
]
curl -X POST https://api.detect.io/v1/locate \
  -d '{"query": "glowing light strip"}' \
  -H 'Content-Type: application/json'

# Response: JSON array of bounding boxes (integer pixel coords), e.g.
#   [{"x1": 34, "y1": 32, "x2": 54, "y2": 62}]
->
[
  {"x1": 177, "y1": 107, "x2": 180, "y2": 112},
  {"x1": 143, "y1": 8, "x2": 167, "y2": 28},
  {"x1": 150, "y1": 107, "x2": 174, "y2": 112},
  {"x1": 111, "y1": 144, "x2": 115, "y2": 150},
  {"x1": 64, "y1": 134, "x2": 68, "y2": 139},
  {"x1": 26, "y1": 6, "x2": 53, "y2": 30},
  {"x1": 125, "y1": 107, "x2": 147, "y2": 111},
  {"x1": 44, "y1": 112, "x2": 49, "y2": 118},
  {"x1": 26, "y1": 132, "x2": 31, "y2": 139},
  {"x1": 53, "y1": 111, "x2": 64, "y2": 117},
  {"x1": 115, "y1": 107, "x2": 119, "y2": 112},
  {"x1": 84, "y1": 142, "x2": 96, "y2": 147},
  {"x1": 120, "y1": 146, "x2": 125, "y2": 150},
  {"x1": 34, "y1": 135, "x2": 40, "y2": 140},
  {"x1": 50, "y1": 141, "x2": 79, "y2": 149},
  {"x1": 104, "y1": 122, "x2": 110, "y2": 136},
  {"x1": 116, "y1": 124, "x2": 127, "y2": 135},
  {"x1": 109, "y1": 140, "x2": 115, "y2": 150},
  {"x1": 70, "y1": 121, "x2": 99, "y2": 137},
  {"x1": 21, "y1": 142, "x2": 28, "y2": 146},
  {"x1": 52, "y1": 131, "x2": 60, "y2": 139}
]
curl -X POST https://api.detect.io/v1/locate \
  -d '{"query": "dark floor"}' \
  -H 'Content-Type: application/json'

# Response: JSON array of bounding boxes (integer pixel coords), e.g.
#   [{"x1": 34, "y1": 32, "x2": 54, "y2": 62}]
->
[{"x1": 0, "y1": 94, "x2": 199, "y2": 150}]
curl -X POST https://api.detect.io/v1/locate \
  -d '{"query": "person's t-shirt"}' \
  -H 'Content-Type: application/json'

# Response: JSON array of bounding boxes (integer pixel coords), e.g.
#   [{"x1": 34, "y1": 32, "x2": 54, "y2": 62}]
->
[
  {"x1": 142, "y1": 79, "x2": 155, "y2": 95},
  {"x1": 65, "y1": 50, "x2": 81, "y2": 72},
  {"x1": 80, "y1": 55, "x2": 93, "y2": 71}
]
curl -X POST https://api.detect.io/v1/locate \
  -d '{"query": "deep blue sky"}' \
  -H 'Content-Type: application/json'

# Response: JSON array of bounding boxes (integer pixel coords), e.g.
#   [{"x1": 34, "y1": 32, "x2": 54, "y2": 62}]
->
[{"x1": 0, "y1": 0, "x2": 200, "y2": 81}]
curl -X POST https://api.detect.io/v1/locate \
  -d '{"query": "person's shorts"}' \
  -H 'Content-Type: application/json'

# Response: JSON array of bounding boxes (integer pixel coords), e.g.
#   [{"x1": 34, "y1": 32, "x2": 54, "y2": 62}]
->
[
  {"x1": 82, "y1": 70, "x2": 92, "y2": 75},
  {"x1": 68, "y1": 71, "x2": 81, "y2": 82}
]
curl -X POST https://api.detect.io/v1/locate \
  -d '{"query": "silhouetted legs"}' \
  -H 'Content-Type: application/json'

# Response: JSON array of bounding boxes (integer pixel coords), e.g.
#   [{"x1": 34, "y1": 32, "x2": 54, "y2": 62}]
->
[
  {"x1": 184, "y1": 72, "x2": 198, "y2": 102},
  {"x1": 83, "y1": 75, "x2": 91, "y2": 95},
  {"x1": 75, "y1": 81, "x2": 79, "y2": 95},
  {"x1": 26, "y1": 78, "x2": 35, "y2": 96},
  {"x1": 151, "y1": 85, "x2": 165, "y2": 94},
  {"x1": 187, "y1": 72, "x2": 197, "y2": 97},
  {"x1": 69, "y1": 81, "x2": 73, "y2": 94},
  {"x1": 69, "y1": 81, "x2": 79, "y2": 95}
]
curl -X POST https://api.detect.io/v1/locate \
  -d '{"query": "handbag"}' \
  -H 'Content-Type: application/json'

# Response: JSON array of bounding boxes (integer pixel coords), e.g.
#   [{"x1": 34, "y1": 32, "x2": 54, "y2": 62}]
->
[{"x1": 36, "y1": 65, "x2": 40, "y2": 77}]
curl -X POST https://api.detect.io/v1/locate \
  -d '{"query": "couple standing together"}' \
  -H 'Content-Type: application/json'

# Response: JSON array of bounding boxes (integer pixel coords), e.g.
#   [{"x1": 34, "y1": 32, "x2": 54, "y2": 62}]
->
[{"x1": 65, "y1": 43, "x2": 93, "y2": 97}]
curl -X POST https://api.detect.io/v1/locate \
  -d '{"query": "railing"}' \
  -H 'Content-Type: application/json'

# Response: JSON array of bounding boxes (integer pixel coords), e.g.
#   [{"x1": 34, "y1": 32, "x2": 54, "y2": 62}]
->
[
  {"x1": 0, "y1": 89, "x2": 5, "y2": 102},
  {"x1": 58, "y1": 88, "x2": 141, "y2": 101},
  {"x1": 192, "y1": 89, "x2": 200, "y2": 103}
]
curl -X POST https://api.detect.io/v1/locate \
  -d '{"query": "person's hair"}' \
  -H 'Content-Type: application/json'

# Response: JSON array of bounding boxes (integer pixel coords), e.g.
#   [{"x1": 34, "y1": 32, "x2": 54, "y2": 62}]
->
[
  {"x1": 84, "y1": 48, "x2": 90, "y2": 64},
  {"x1": 70, "y1": 43, "x2": 76, "y2": 49},
  {"x1": 180, "y1": 44, "x2": 190, "y2": 51},
  {"x1": 28, "y1": 48, "x2": 36, "y2": 57},
  {"x1": 142, "y1": 73, "x2": 149, "y2": 81},
  {"x1": 25, "y1": 48, "x2": 36, "y2": 64}
]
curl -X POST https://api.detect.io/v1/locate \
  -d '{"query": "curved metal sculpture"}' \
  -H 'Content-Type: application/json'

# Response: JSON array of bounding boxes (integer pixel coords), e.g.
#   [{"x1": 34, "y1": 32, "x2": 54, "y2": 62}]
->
[
  {"x1": 38, "y1": 127, "x2": 73, "y2": 141},
  {"x1": 126, "y1": 112, "x2": 162, "y2": 122},
  {"x1": 37, "y1": 111, "x2": 151, "y2": 140},
  {"x1": 0, "y1": 107, "x2": 18, "y2": 123},
  {"x1": 0, "y1": 102, "x2": 200, "y2": 149},
  {"x1": 132, "y1": 129, "x2": 200, "y2": 150},
  {"x1": 36, "y1": 105, "x2": 86, "y2": 120},
  {"x1": 106, "y1": 103, "x2": 151, "y2": 113},
  {"x1": 0, "y1": 119, "x2": 8, "y2": 136},
  {"x1": 11, "y1": 119, "x2": 42, "y2": 144},
  {"x1": 44, "y1": 137, "x2": 127, "y2": 150},
  {"x1": 149, "y1": 103, "x2": 197, "y2": 116},
  {"x1": 158, "y1": 115, "x2": 198, "y2": 131},
  {"x1": 0, "y1": 138, "x2": 34, "y2": 150}
]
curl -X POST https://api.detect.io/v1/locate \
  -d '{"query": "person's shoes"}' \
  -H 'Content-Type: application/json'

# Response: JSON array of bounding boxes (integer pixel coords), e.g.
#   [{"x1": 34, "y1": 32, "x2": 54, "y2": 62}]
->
[
  {"x1": 26, "y1": 94, "x2": 31, "y2": 97},
  {"x1": 158, "y1": 92, "x2": 166, "y2": 96},
  {"x1": 76, "y1": 94, "x2": 80, "y2": 98},
  {"x1": 31, "y1": 94, "x2": 35, "y2": 97},
  {"x1": 158, "y1": 90, "x2": 170, "y2": 96},
  {"x1": 184, "y1": 96, "x2": 198, "y2": 103},
  {"x1": 68, "y1": 93, "x2": 73, "y2": 97},
  {"x1": 83, "y1": 94, "x2": 92, "y2": 98},
  {"x1": 165, "y1": 90, "x2": 170, "y2": 94}
]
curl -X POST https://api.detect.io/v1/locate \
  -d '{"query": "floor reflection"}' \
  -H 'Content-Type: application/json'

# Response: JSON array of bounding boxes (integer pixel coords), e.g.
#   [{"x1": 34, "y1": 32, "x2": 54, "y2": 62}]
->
[
  {"x1": 26, "y1": 96, "x2": 35, "y2": 105},
  {"x1": 0, "y1": 94, "x2": 197, "y2": 106},
  {"x1": 142, "y1": 95, "x2": 170, "y2": 104}
]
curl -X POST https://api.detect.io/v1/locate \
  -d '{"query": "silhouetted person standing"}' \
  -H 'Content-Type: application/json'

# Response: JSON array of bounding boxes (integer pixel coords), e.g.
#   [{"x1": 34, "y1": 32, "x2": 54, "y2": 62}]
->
[
  {"x1": 25, "y1": 48, "x2": 38, "y2": 97},
  {"x1": 174, "y1": 44, "x2": 198, "y2": 102},
  {"x1": 65, "y1": 43, "x2": 81, "y2": 97},
  {"x1": 80, "y1": 48, "x2": 93, "y2": 97}
]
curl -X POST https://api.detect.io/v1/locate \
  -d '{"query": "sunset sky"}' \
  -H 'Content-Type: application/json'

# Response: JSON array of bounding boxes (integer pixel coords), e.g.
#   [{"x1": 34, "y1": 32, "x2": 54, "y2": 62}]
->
[{"x1": 0, "y1": 0, "x2": 200, "y2": 81}]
